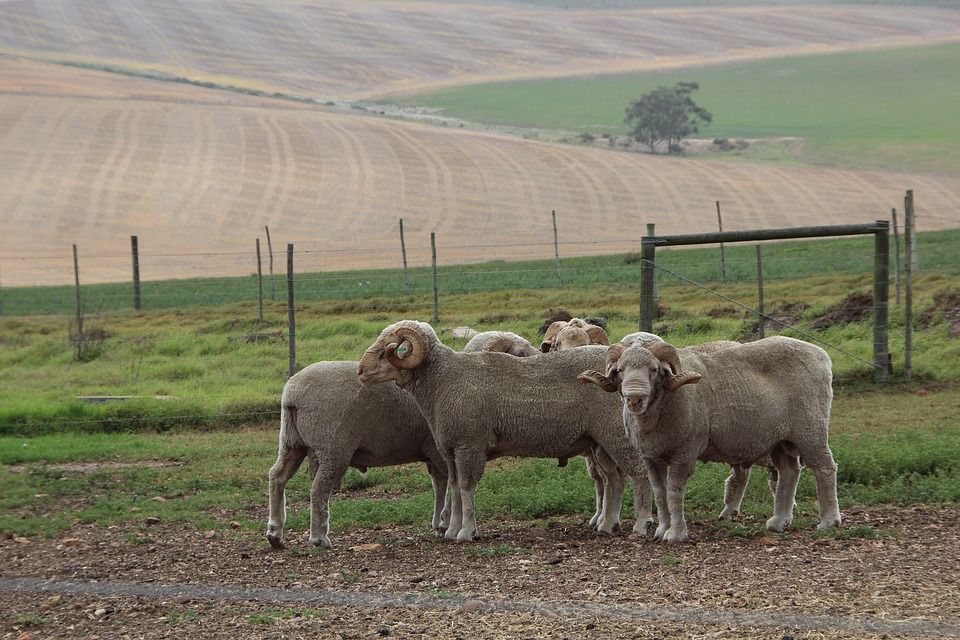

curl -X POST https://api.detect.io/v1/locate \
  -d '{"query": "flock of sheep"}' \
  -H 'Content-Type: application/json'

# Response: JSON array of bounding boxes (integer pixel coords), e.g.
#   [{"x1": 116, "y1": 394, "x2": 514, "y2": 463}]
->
[{"x1": 266, "y1": 317, "x2": 841, "y2": 549}]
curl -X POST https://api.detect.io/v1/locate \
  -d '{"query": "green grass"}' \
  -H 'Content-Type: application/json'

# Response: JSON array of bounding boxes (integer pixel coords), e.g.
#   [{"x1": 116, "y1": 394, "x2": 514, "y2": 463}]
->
[
  {"x1": 387, "y1": 43, "x2": 960, "y2": 173},
  {"x1": 1, "y1": 229, "x2": 959, "y2": 435}
]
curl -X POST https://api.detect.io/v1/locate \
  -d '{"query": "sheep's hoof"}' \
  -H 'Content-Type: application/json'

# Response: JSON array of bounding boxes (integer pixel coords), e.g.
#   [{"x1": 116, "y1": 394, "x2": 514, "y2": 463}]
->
[
  {"x1": 765, "y1": 516, "x2": 790, "y2": 533},
  {"x1": 309, "y1": 535, "x2": 333, "y2": 550},
  {"x1": 816, "y1": 516, "x2": 842, "y2": 530},
  {"x1": 662, "y1": 529, "x2": 689, "y2": 544},
  {"x1": 266, "y1": 535, "x2": 284, "y2": 550},
  {"x1": 717, "y1": 508, "x2": 739, "y2": 521},
  {"x1": 633, "y1": 519, "x2": 654, "y2": 536}
]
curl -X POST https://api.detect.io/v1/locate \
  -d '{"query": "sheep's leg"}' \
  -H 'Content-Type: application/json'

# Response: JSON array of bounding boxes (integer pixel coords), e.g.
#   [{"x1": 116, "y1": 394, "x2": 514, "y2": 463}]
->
[
  {"x1": 426, "y1": 461, "x2": 450, "y2": 533},
  {"x1": 445, "y1": 461, "x2": 464, "y2": 540},
  {"x1": 308, "y1": 457, "x2": 350, "y2": 549},
  {"x1": 631, "y1": 473, "x2": 654, "y2": 536},
  {"x1": 584, "y1": 451, "x2": 605, "y2": 528},
  {"x1": 450, "y1": 449, "x2": 486, "y2": 543},
  {"x1": 766, "y1": 446, "x2": 801, "y2": 532},
  {"x1": 590, "y1": 446, "x2": 624, "y2": 533},
  {"x1": 266, "y1": 445, "x2": 308, "y2": 549},
  {"x1": 646, "y1": 460, "x2": 671, "y2": 541},
  {"x1": 719, "y1": 464, "x2": 752, "y2": 520},
  {"x1": 806, "y1": 451, "x2": 842, "y2": 530},
  {"x1": 661, "y1": 462, "x2": 694, "y2": 543}
]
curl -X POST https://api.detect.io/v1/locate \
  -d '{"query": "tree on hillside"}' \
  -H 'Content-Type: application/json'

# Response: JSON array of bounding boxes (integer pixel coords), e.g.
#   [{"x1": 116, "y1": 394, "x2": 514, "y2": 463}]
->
[{"x1": 625, "y1": 82, "x2": 712, "y2": 154}]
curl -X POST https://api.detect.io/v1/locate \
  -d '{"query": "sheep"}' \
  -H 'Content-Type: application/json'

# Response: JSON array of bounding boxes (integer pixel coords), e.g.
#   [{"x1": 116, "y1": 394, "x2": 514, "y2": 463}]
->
[
  {"x1": 357, "y1": 320, "x2": 654, "y2": 542},
  {"x1": 266, "y1": 360, "x2": 449, "y2": 550},
  {"x1": 540, "y1": 318, "x2": 609, "y2": 352},
  {"x1": 578, "y1": 336, "x2": 841, "y2": 543},
  {"x1": 463, "y1": 330, "x2": 540, "y2": 357},
  {"x1": 463, "y1": 330, "x2": 650, "y2": 534}
]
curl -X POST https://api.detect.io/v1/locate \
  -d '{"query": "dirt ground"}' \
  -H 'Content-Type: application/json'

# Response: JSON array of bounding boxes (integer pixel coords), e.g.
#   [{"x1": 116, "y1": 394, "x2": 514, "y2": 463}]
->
[{"x1": 3, "y1": 505, "x2": 959, "y2": 639}]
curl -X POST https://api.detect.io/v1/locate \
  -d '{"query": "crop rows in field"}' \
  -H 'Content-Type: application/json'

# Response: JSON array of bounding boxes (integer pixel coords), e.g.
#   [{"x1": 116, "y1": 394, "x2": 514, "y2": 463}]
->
[
  {"x1": 3, "y1": 62, "x2": 958, "y2": 286},
  {"x1": 2, "y1": 1, "x2": 960, "y2": 100}
]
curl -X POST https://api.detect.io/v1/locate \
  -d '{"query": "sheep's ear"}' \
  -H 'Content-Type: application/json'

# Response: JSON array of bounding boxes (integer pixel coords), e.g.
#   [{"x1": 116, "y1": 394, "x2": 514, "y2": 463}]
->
[
  {"x1": 577, "y1": 370, "x2": 619, "y2": 393},
  {"x1": 539, "y1": 340, "x2": 553, "y2": 353}
]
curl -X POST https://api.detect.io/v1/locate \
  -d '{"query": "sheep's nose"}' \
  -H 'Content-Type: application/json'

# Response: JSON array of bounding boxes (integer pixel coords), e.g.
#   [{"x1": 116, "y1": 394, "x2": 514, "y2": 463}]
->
[{"x1": 622, "y1": 393, "x2": 647, "y2": 413}]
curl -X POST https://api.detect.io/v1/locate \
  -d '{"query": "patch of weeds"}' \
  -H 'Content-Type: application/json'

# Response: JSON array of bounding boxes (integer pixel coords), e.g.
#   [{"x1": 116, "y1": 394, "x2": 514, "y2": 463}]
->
[
  {"x1": 284, "y1": 573, "x2": 302, "y2": 580},
  {"x1": 123, "y1": 534, "x2": 153, "y2": 545},
  {"x1": 468, "y1": 543, "x2": 533, "y2": 557},
  {"x1": 661, "y1": 555, "x2": 683, "y2": 565},
  {"x1": 812, "y1": 525, "x2": 901, "y2": 540},
  {"x1": 13, "y1": 613, "x2": 47, "y2": 626},
  {"x1": 163, "y1": 609, "x2": 203, "y2": 624},
  {"x1": 340, "y1": 568, "x2": 363, "y2": 583}
]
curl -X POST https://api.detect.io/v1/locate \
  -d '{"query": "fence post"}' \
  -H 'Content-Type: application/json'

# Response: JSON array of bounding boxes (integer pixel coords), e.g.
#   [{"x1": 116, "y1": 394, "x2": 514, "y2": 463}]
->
[
  {"x1": 256, "y1": 238, "x2": 264, "y2": 323},
  {"x1": 716, "y1": 201, "x2": 727, "y2": 283},
  {"x1": 872, "y1": 220, "x2": 891, "y2": 382},
  {"x1": 73, "y1": 244, "x2": 83, "y2": 338},
  {"x1": 400, "y1": 218, "x2": 411, "y2": 295},
  {"x1": 431, "y1": 232, "x2": 439, "y2": 323},
  {"x1": 905, "y1": 190, "x2": 917, "y2": 270},
  {"x1": 756, "y1": 245, "x2": 765, "y2": 339},
  {"x1": 891, "y1": 209, "x2": 901, "y2": 306},
  {"x1": 131, "y1": 235, "x2": 141, "y2": 311},
  {"x1": 286, "y1": 243, "x2": 296, "y2": 378},
  {"x1": 904, "y1": 192, "x2": 915, "y2": 380},
  {"x1": 640, "y1": 225, "x2": 656, "y2": 332},
  {"x1": 553, "y1": 210, "x2": 563, "y2": 289},
  {"x1": 266, "y1": 225, "x2": 276, "y2": 301},
  {"x1": 0, "y1": 265, "x2": 4, "y2": 316}
]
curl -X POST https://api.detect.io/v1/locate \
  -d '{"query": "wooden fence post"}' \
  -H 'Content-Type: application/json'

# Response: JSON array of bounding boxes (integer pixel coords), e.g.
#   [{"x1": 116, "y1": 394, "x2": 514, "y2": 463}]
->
[
  {"x1": 873, "y1": 220, "x2": 891, "y2": 382},
  {"x1": 431, "y1": 232, "x2": 439, "y2": 323},
  {"x1": 266, "y1": 225, "x2": 276, "y2": 300},
  {"x1": 73, "y1": 244, "x2": 83, "y2": 338},
  {"x1": 286, "y1": 243, "x2": 296, "y2": 378},
  {"x1": 256, "y1": 238, "x2": 264, "y2": 323},
  {"x1": 553, "y1": 210, "x2": 563, "y2": 289},
  {"x1": 716, "y1": 201, "x2": 727, "y2": 283},
  {"x1": 891, "y1": 209, "x2": 901, "y2": 306},
  {"x1": 756, "y1": 245, "x2": 765, "y2": 339},
  {"x1": 400, "y1": 218, "x2": 411, "y2": 296},
  {"x1": 640, "y1": 225, "x2": 656, "y2": 332},
  {"x1": 131, "y1": 235, "x2": 141, "y2": 311},
  {"x1": 904, "y1": 192, "x2": 915, "y2": 380}
]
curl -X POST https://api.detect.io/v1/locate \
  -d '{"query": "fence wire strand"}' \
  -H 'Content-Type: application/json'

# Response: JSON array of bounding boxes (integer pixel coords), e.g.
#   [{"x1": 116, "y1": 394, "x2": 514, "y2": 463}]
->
[{"x1": 647, "y1": 260, "x2": 881, "y2": 370}]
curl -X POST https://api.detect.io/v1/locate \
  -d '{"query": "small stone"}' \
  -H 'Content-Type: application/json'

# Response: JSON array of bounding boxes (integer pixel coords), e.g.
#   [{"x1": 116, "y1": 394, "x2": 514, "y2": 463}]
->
[
  {"x1": 60, "y1": 538, "x2": 80, "y2": 547},
  {"x1": 229, "y1": 521, "x2": 242, "y2": 529},
  {"x1": 462, "y1": 600, "x2": 485, "y2": 613},
  {"x1": 145, "y1": 517, "x2": 161, "y2": 526},
  {"x1": 149, "y1": 496, "x2": 167, "y2": 502},
  {"x1": 47, "y1": 595, "x2": 62, "y2": 607},
  {"x1": 203, "y1": 530, "x2": 217, "y2": 539}
]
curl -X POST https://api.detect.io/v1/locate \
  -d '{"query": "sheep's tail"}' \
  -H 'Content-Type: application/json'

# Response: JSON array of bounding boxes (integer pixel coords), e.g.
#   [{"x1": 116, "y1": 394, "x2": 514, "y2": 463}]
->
[{"x1": 279, "y1": 402, "x2": 306, "y2": 449}]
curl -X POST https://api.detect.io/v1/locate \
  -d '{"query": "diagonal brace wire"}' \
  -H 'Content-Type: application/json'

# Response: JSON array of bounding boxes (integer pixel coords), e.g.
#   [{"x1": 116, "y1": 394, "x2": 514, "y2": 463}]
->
[{"x1": 645, "y1": 260, "x2": 880, "y2": 370}]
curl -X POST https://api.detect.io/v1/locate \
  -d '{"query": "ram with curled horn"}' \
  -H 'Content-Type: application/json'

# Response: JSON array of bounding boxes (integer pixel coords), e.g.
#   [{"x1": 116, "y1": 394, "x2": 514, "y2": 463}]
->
[
  {"x1": 358, "y1": 320, "x2": 657, "y2": 543},
  {"x1": 578, "y1": 337, "x2": 841, "y2": 544}
]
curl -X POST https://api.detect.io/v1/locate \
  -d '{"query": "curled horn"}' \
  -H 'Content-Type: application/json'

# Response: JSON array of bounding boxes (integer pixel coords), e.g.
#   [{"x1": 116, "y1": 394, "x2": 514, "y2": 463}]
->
[
  {"x1": 384, "y1": 320, "x2": 429, "y2": 370},
  {"x1": 577, "y1": 369, "x2": 618, "y2": 392},
  {"x1": 604, "y1": 342, "x2": 629, "y2": 376},
  {"x1": 540, "y1": 320, "x2": 568, "y2": 352},
  {"x1": 647, "y1": 342, "x2": 702, "y2": 392},
  {"x1": 585, "y1": 324, "x2": 609, "y2": 346},
  {"x1": 483, "y1": 334, "x2": 538, "y2": 357}
]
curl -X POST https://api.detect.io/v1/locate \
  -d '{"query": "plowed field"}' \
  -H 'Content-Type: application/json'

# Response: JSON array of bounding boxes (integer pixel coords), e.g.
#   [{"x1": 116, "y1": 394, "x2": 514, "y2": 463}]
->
[{"x1": 1, "y1": 1, "x2": 959, "y2": 286}]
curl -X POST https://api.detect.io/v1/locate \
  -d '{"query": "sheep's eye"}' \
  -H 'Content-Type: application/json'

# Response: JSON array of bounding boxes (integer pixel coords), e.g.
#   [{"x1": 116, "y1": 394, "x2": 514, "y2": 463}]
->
[{"x1": 608, "y1": 367, "x2": 620, "y2": 378}]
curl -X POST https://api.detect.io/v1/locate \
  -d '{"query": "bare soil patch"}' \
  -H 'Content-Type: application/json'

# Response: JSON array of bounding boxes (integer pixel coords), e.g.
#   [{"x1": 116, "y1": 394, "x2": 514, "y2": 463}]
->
[{"x1": 3, "y1": 505, "x2": 960, "y2": 639}]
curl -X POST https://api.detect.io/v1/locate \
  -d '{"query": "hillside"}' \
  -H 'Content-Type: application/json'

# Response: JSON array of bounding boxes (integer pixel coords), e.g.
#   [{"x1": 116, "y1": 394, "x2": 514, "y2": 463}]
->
[{"x1": 1, "y1": 1, "x2": 959, "y2": 286}]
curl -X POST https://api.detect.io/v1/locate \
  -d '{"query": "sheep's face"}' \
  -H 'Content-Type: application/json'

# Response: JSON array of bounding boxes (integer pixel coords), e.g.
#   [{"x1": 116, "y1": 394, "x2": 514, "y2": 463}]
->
[
  {"x1": 357, "y1": 321, "x2": 431, "y2": 387},
  {"x1": 357, "y1": 339, "x2": 406, "y2": 386},
  {"x1": 616, "y1": 351, "x2": 662, "y2": 415},
  {"x1": 554, "y1": 326, "x2": 591, "y2": 351}
]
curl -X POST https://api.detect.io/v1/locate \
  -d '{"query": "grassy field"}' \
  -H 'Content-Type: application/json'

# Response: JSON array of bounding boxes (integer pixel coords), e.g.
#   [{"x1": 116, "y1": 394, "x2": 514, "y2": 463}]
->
[
  {"x1": 393, "y1": 43, "x2": 960, "y2": 173},
  {"x1": 1, "y1": 230, "x2": 958, "y2": 542}
]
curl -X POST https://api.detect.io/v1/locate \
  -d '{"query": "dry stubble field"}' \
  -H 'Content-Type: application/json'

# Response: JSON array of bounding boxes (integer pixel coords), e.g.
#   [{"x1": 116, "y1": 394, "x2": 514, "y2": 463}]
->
[
  {"x1": 3, "y1": 2, "x2": 960, "y2": 637},
  {"x1": 2, "y1": 2, "x2": 960, "y2": 284}
]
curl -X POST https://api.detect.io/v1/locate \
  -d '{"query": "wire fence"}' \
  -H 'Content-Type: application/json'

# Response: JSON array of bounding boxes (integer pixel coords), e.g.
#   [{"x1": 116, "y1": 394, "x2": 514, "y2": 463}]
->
[{"x1": 1, "y1": 207, "x2": 958, "y2": 435}]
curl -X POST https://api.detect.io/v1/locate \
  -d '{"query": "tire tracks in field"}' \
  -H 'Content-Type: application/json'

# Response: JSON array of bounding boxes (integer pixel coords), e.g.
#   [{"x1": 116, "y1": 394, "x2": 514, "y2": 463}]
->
[{"x1": 3, "y1": 577, "x2": 959, "y2": 638}]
